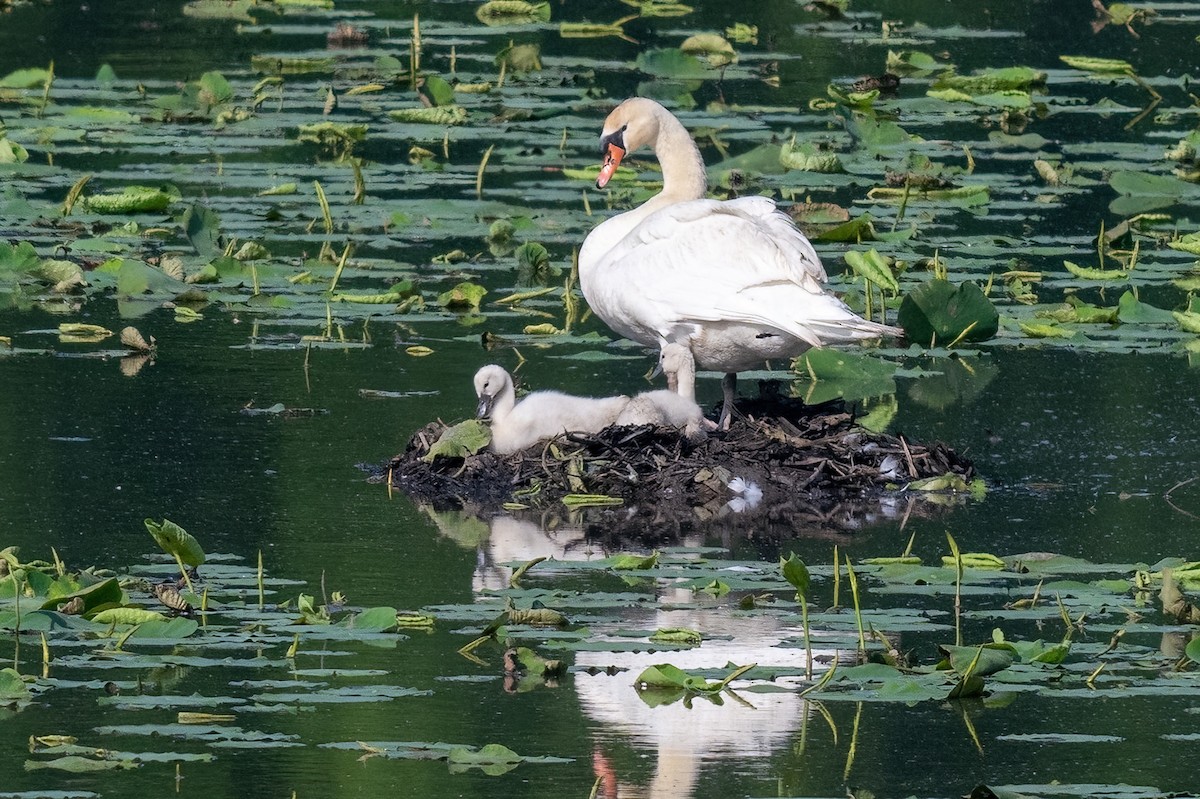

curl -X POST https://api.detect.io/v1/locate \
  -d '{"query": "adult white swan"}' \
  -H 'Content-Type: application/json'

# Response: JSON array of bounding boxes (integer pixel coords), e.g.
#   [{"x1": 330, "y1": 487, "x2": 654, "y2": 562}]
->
[
  {"x1": 579, "y1": 97, "x2": 901, "y2": 428},
  {"x1": 473, "y1": 365, "x2": 630, "y2": 455}
]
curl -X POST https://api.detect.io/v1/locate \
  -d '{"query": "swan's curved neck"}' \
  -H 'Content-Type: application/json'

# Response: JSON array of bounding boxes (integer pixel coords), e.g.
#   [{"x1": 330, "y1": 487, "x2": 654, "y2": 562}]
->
[
  {"x1": 579, "y1": 103, "x2": 708, "y2": 273},
  {"x1": 489, "y1": 382, "x2": 516, "y2": 423},
  {"x1": 651, "y1": 109, "x2": 707, "y2": 206},
  {"x1": 672, "y1": 359, "x2": 697, "y2": 402}
]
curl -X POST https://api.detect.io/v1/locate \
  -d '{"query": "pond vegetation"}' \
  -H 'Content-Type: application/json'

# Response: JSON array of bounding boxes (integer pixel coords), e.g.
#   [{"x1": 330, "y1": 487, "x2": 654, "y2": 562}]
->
[{"x1": 2, "y1": 0, "x2": 1200, "y2": 797}]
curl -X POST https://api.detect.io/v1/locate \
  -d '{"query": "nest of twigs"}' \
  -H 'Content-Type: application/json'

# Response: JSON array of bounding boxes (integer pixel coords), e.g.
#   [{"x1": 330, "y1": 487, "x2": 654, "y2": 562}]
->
[{"x1": 374, "y1": 397, "x2": 975, "y2": 536}]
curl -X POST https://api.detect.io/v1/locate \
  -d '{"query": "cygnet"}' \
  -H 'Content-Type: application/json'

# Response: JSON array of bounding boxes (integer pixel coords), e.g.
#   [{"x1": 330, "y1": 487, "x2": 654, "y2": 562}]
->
[
  {"x1": 614, "y1": 343, "x2": 711, "y2": 441},
  {"x1": 473, "y1": 365, "x2": 631, "y2": 455}
]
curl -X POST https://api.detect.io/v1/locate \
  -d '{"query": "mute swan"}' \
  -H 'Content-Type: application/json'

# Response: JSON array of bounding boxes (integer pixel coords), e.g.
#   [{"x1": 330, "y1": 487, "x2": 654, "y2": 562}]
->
[
  {"x1": 614, "y1": 343, "x2": 710, "y2": 442},
  {"x1": 473, "y1": 365, "x2": 631, "y2": 455},
  {"x1": 579, "y1": 97, "x2": 901, "y2": 428}
]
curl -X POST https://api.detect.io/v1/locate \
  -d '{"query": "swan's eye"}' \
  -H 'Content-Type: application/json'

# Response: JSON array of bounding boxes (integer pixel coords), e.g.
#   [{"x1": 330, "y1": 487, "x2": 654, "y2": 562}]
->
[{"x1": 600, "y1": 124, "x2": 627, "y2": 155}]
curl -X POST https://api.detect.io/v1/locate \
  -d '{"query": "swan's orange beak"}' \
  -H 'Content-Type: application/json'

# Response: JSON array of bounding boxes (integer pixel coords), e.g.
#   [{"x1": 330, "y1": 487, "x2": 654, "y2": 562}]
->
[{"x1": 596, "y1": 142, "x2": 625, "y2": 189}]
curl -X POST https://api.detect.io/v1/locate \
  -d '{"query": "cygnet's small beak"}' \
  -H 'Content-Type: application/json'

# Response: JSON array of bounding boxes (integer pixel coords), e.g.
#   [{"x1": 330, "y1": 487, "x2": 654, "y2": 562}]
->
[
  {"x1": 596, "y1": 141, "x2": 625, "y2": 189},
  {"x1": 649, "y1": 359, "x2": 664, "y2": 380},
  {"x1": 476, "y1": 393, "x2": 495, "y2": 419}
]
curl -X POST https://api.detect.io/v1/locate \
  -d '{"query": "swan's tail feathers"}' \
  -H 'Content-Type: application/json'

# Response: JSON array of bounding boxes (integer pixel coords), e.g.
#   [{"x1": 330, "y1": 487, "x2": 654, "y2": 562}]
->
[{"x1": 808, "y1": 317, "x2": 904, "y2": 343}]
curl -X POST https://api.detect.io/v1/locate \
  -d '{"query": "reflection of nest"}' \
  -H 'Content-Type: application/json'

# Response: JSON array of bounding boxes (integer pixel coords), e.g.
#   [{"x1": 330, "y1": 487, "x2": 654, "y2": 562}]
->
[{"x1": 377, "y1": 397, "x2": 975, "y2": 536}]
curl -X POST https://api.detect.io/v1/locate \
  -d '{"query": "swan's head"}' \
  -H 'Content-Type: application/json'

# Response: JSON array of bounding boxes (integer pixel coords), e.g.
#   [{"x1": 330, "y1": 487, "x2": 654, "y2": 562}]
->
[
  {"x1": 473, "y1": 365, "x2": 512, "y2": 419},
  {"x1": 596, "y1": 97, "x2": 667, "y2": 189}
]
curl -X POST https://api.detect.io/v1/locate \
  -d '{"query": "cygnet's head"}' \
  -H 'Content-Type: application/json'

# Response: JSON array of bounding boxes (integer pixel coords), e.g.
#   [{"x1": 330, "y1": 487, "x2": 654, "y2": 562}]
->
[
  {"x1": 659, "y1": 342, "x2": 694, "y2": 377},
  {"x1": 597, "y1": 97, "x2": 666, "y2": 188},
  {"x1": 655, "y1": 342, "x2": 695, "y2": 393},
  {"x1": 473, "y1": 365, "x2": 512, "y2": 419}
]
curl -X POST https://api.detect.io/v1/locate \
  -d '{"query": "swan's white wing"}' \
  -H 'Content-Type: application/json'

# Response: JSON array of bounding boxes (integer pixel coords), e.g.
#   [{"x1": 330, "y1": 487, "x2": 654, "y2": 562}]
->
[
  {"x1": 589, "y1": 198, "x2": 889, "y2": 348},
  {"x1": 606, "y1": 198, "x2": 828, "y2": 292}
]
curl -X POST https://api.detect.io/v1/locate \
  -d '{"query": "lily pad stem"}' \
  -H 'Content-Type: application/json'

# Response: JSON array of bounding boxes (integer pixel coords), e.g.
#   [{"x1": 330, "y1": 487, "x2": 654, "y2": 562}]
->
[
  {"x1": 175, "y1": 552, "x2": 196, "y2": 596},
  {"x1": 845, "y1": 556, "x2": 865, "y2": 655}
]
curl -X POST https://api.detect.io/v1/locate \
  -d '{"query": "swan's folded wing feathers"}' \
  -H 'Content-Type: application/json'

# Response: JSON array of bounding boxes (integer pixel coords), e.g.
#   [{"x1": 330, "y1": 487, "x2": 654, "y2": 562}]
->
[
  {"x1": 594, "y1": 209, "x2": 851, "y2": 344},
  {"x1": 605, "y1": 200, "x2": 828, "y2": 295}
]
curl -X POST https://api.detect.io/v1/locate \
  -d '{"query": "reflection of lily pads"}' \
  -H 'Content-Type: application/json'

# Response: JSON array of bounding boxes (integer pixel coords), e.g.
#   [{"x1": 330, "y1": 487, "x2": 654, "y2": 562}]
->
[
  {"x1": 897, "y1": 279, "x2": 998, "y2": 347},
  {"x1": 792, "y1": 348, "x2": 897, "y2": 404},
  {"x1": 906, "y1": 357, "x2": 997, "y2": 410}
]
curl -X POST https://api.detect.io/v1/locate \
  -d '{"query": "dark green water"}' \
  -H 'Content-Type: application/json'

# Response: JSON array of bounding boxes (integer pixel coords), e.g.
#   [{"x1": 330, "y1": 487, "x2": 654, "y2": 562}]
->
[{"x1": 2, "y1": 1, "x2": 1200, "y2": 797}]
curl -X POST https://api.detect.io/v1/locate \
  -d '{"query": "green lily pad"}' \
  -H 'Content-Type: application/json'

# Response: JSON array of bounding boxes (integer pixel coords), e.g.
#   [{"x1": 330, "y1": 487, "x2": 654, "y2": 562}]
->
[
  {"x1": 1116, "y1": 291, "x2": 1176, "y2": 324},
  {"x1": 421, "y1": 420, "x2": 491, "y2": 462},
  {"x1": 82, "y1": 186, "x2": 174, "y2": 214},
  {"x1": 145, "y1": 518, "x2": 206, "y2": 568},
  {"x1": 897, "y1": 279, "x2": 998, "y2": 347},
  {"x1": 0, "y1": 667, "x2": 31, "y2": 702}
]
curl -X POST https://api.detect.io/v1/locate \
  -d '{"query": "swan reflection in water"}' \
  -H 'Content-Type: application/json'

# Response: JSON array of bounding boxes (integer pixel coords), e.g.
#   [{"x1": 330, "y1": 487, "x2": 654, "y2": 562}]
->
[{"x1": 455, "y1": 512, "x2": 840, "y2": 799}]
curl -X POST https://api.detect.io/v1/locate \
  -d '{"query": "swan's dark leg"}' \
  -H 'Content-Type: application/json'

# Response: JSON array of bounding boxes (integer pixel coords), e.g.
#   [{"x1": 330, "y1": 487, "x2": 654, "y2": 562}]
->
[{"x1": 719, "y1": 372, "x2": 737, "y2": 431}]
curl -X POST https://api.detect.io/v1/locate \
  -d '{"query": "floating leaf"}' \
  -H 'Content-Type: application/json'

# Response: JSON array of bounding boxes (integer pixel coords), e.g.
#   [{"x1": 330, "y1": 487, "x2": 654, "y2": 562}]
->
[
  {"x1": 932, "y1": 66, "x2": 1045, "y2": 94},
  {"x1": 1168, "y1": 232, "x2": 1200, "y2": 255},
  {"x1": 635, "y1": 48, "x2": 710, "y2": 79},
  {"x1": 0, "y1": 67, "x2": 52, "y2": 89},
  {"x1": 446, "y1": 743, "x2": 521, "y2": 775},
  {"x1": 437, "y1": 281, "x2": 487, "y2": 310},
  {"x1": 0, "y1": 667, "x2": 31, "y2": 702},
  {"x1": 1063, "y1": 260, "x2": 1128, "y2": 281},
  {"x1": 421, "y1": 420, "x2": 491, "y2": 462},
  {"x1": 1060, "y1": 55, "x2": 1133, "y2": 74},
  {"x1": 1174, "y1": 310, "x2": 1200, "y2": 334},
  {"x1": 679, "y1": 33, "x2": 736, "y2": 67},
  {"x1": 58, "y1": 323, "x2": 113, "y2": 341},
  {"x1": 886, "y1": 50, "x2": 945, "y2": 74},
  {"x1": 635, "y1": 662, "x2": 755, "y2": 694},
  {"x1": 82, "y1": 186, "x2": 174, "y2": 214},
  {"x1": 476, "y1": 0, "x2": 551, "y2": 25},
  {"x1": 897, "y1": 279, "x2": 998, "y2": 347},
  {"x1": 25, "y1": 755, "x2": 140, "y2": 772},
  {"x1": 938, "y1": 644, "x2": 1014, "y2": 677},
  {"x1": 39, "y1": 577, "x2": 123, "y2": 615},
  {"x1": 1019, "y1": 321, "x2": 1078, "y2": 339},
  {"x1": 90, "y1": 607, "x2": 169, "y2": 626},
  {"x1": 610, "y1": 551, "x2": 659, "y2": 570},
  {"x1": 649, "y1": 628, "x2": 702, "y2": 645},
  {"x1": 780, "y1": 139, "x2": 843, "y2": 173},
  {"x1": 939, "y1": 552, "x2": 1005, "y2": 569},
  {"x1": 1116, "y1": 291, "x2": 1175, "y2": 324},
  {"x1": 506, "y1": 606, "x2": 569, "y2": 626},
  {"x1": 388, "y1": 106, "x2": 468, "y2": 125}
]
